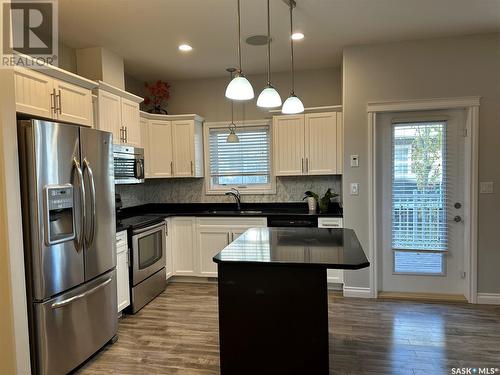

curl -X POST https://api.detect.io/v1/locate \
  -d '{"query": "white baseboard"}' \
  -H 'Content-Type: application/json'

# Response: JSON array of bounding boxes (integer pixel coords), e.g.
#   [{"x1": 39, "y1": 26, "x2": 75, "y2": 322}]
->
[
  {"x1": 477, "y1": 293, "x2": 500, "y2": 305},
  {"x1": 343, "y1": 286, "x2": 373, "y2": 298}
]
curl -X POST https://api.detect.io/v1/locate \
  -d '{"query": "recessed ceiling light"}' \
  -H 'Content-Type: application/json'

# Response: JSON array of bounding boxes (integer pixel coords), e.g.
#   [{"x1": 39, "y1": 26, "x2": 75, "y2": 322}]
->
[
  {"x1": 291, "y1": 32, "x2": 304, "y2": 40},
  {"x1": 178, "y1": 44, "x2": 193, "y2": 52}
]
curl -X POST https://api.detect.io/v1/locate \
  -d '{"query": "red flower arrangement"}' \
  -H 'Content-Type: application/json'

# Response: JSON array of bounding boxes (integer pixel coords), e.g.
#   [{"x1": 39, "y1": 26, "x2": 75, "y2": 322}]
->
[{"x1": 144, "y1": 80, "x2": 171, "y2": 114}]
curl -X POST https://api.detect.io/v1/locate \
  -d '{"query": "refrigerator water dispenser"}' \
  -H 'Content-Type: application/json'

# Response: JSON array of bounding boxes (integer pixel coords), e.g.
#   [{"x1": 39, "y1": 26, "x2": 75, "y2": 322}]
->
[{"x1": 43, "y1": 184, "x2": 76, "y2": 245}]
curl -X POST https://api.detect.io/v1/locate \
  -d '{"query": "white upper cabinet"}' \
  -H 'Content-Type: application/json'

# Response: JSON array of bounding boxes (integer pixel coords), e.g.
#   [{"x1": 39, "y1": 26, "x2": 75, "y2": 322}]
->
[
  {"x1": 141, "y1": 113, "x2": 204, "y2": 179},
  {"x1": 172, "y1": 120, "x2": 195, "y2": 177},
  {"x1": 148, "y1": 120, "x2": 173, "y2": 178},
  {"x1": 273, "y1": 111, "x2": 343, "y2": 176},
  {"x1": 95, "y1": 81, "x2": 143, "y2": 146},
  {"x1": 273, "y1": 115, "x2": 305, "y2": 176},
  {"x1": 14, "y1": 67, "x2": 94, "y2": 127}
]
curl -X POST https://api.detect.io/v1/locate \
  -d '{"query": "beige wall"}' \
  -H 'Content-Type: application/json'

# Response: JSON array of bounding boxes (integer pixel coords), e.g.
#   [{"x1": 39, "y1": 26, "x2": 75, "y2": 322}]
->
[
  {"x1": 342, "y1": 33, "x2": 500, "y2": 293},
  {"x1": 58, "y1": 42, "x2": 77, "y2": 73},
  {"x1": 128, "y1": 67, "x2": 342, "y2": 121}
]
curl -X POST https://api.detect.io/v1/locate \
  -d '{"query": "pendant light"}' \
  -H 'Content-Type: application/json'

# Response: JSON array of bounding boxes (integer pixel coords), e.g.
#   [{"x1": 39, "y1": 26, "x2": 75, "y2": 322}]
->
[
  {"x1": 282, "y1": 0, "x2": 304, "y2": 114},
  {"x1": 257, "y1": 0, "x2": 282, "y2": 108},
  {"x1": 225, "y1": 0, "x2": 254, "y2": 101},
  {"x1": 226, "y1": 68, "x2": 240, "y2": 143}
]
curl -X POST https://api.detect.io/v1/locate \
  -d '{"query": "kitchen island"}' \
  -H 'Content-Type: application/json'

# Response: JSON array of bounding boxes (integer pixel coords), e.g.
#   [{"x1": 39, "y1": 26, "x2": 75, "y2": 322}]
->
[{"x1": 213, "y1": 227, "x2": 369, "y2": 375}]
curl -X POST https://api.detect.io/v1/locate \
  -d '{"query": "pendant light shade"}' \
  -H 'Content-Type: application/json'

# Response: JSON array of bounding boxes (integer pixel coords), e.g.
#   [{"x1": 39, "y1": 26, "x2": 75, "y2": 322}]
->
[
  {"x1": 225, "y1": 73, "x2": 254, "y2": 101},
  {"x1": 282, "y1": 0, "x2": 304, "y2": 114},
  {"x1": 257, "y1": 84, "x2": 281, "y2": 108},
  {"x1": 225, "y1": 0, "x2": 254, "y2": 101},
  {"x1": 257, "y1": 0, "x2": 281, "y2": 108},
  {"x1": 282, "y1": 94, "x2": 304, "y2": 114}
]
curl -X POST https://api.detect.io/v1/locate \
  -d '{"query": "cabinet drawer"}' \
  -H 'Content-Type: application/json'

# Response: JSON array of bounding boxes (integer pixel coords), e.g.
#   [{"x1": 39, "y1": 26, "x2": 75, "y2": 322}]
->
[
  {"x1": 197, "y1": 217, "x2": 267, "y2": 228},
  {"x1": 318, "y1": 217, "x2": 343, "y2": 228}
]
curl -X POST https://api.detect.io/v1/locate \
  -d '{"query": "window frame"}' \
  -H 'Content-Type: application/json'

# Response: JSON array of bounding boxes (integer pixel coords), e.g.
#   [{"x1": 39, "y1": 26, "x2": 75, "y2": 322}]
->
[{"x1": 203, "y1": 120, "x2": 276, "y2": 195}]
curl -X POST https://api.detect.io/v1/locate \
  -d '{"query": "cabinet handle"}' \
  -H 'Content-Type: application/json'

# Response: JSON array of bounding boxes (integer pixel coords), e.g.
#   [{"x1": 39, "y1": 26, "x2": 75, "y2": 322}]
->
[
  {"x1": 227, "y1": 232, "x2": 231, "y2": 244},
  {"x1": 190, "y1": 161, "x2": 194, "y2": 175},
  {"x1": 57, "y1": 89, "x2": 62, "y2": 114},
  {"x1": 301, "y1": 158, "x2": 304, "y2": 173},
  {"x1": 124, "y1": 126, "x2": 128, "y2": 143},
  {"x1": 170, "y1": 161, "x2": 173, "y2": 175},
  {"x1": 306, "y1": 158, "x2": 309, "y2": 172},
  {"x1": 50, "y1": 88, "x2": 57, "y2": 114}
]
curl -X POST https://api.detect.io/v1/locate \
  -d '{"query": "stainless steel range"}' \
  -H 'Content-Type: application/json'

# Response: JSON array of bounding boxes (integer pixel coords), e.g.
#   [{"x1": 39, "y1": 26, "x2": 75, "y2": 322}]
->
[{"x1": 118, "y1": 215, "x2": 167, "y2": 313}]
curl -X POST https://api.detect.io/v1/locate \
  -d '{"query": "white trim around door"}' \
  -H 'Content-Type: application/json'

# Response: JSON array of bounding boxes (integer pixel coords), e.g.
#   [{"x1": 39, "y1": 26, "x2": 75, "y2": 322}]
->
[{"x1": 367, "y1": 96, "x2": 480, "y2": 303}]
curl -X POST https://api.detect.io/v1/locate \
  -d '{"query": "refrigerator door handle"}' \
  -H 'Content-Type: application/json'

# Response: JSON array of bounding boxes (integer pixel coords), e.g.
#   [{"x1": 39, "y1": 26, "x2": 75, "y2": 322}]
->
[
  {"x1": 50, "y1": 277, "x2": 112, "y2": 309},
  {"x1": 83, "y1": 158, "x2": 96, "y2": 247},
  {"x1": 72, "y1": 157, "x2": 86, "y2": 252}
]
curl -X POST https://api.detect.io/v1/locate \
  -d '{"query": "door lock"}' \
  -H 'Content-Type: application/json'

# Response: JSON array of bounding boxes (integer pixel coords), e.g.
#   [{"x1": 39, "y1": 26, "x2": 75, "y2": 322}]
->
[
  {"x1": 453, "y1": 215, "x2": 462, "y2": 223},
  {"x1": 454, "y1": 202, "x2": 462, "y2": 209}
]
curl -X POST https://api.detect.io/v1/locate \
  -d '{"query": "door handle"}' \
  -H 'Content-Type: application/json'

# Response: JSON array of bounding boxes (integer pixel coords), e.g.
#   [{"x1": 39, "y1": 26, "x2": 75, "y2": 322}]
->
[
  {"x1": 83, "y1": 158, "x2": 96, "y2": 247},
  {"x1": 51, "y1": 277, "x2": 112, "y2": 309},
  {"x1": 72, "y1": 158, "x2": 85, "y2": 252}
]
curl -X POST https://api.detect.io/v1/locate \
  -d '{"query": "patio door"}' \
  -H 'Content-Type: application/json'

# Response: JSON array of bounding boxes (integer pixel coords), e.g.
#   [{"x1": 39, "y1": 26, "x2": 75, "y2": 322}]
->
[{"x1": 377, "y1": 109, "x2": 467, "y2": 296}]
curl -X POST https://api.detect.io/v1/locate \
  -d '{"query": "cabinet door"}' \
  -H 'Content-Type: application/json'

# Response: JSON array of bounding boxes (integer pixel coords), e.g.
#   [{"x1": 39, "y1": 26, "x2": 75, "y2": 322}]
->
[
  {"x1": 139, "y1": 117, "x2": 151, "y2": 178},
  {"x1": 198, "y1": 228, "x2": 230, "y2": 277},
  {"x1": 121, "y1": 98, "x2": 141, "y2": 146},
  {"x1": 14, "y1": 67, "x2": 54, "y2": 119},
  {"x1": 171, "y1": 120, "x2": 195, "y2": 177},
  {"x1": 116, "y1": 248, "x2": 130, "y2": 312},
  {"x1": 54, "y1": 80, "x2": 93, "y2": 126},
  {"x1": 171, "y1": 217, "x2": 196, "y2": 276},
  {"x1": 273, "y1": 115, "x2": 305, "y2": 176},
  {"x1": 165, "y1": 219, "x2": 173, "y2": 280},
  {"x1": 305, "y1": 112, "x2": 338, "y2": 175},
  {"x1": 97, "y1": 90, "x2": 122, "y2": 143},
  {"x1": 148, "y1": 120, "x2": 173, "y2": 178},
  {"x1": 335, "y1": 113, "x2": 343, "y2": 174}
]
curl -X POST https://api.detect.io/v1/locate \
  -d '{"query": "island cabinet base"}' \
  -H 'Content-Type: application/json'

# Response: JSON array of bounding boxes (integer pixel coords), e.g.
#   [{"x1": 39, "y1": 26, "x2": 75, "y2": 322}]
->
[{"x1": 217, "y1": 263, "x2": 329, "y2": 375}]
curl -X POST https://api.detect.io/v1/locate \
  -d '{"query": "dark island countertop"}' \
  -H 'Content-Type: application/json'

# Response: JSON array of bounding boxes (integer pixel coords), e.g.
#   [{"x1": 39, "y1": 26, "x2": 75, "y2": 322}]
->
[{"x1": 213, "y1": 227, "x2": 369, "y2": 270}]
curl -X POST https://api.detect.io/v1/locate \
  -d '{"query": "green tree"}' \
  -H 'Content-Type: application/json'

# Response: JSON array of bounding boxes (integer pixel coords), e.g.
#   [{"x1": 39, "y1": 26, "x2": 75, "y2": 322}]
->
[{"x1": 410, "y1": 125, "x2": 443, "y2": 191}]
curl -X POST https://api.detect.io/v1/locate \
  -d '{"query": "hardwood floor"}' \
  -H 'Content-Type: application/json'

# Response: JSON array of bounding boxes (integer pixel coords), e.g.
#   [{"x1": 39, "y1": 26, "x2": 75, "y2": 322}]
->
[{"x1": 76, "y1": 283, "x2": 500, "y2": 375}]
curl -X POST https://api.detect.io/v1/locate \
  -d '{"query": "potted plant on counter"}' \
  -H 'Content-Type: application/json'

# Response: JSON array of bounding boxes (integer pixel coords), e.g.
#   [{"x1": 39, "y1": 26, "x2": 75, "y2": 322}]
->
[
  {"x1": 303, "y1": 191, "x2": 319, "y2": 213},
  {"x1": 303, "y1": 188, "x2": 339, "y2": 214}
]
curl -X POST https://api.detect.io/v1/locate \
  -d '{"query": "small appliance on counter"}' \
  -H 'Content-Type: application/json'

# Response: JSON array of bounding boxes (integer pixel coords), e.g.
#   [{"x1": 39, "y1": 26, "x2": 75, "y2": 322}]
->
[{"x1": 115, "y1": 194, "x2": 167, "y2": 314}]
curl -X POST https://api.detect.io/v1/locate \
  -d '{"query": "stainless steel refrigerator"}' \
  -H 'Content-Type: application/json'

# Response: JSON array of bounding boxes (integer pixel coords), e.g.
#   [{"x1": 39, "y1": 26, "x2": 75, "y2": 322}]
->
[{"x1": 18, "y1": 119, "x2": 117, "y2": 375}]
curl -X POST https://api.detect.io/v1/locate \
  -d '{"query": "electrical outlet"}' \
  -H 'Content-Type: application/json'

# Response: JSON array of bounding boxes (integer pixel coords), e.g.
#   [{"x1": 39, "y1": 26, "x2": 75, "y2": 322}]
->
[
  {"x1": 350, "y1": 155, "x2": 359, "y2": 167},
  {"x1": 350, "y1": 183, "x2": 359, "y2": 195},
  {"x1": 480, "y1": 181, "x2": 494, "y2": 194}
]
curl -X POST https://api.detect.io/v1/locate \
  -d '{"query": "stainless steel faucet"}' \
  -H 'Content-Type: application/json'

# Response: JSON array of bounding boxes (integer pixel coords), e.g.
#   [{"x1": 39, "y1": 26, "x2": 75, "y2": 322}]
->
[{"x1": 225, "y1": 188, "x2": 241, "y2": 211}]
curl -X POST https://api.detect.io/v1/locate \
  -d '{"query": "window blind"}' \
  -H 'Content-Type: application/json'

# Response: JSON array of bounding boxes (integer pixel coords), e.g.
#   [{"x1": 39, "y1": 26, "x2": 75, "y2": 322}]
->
[
  {"x1": 209, "y1": 126, "x2": 270, "y2": 186},
  {"x1": 391, "y1": 121, "x2": 448, "y2": 252}
]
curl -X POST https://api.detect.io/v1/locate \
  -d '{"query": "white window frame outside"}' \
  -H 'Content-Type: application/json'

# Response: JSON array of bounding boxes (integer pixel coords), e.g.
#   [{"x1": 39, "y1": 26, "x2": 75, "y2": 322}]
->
[{"x1": 203, "y1": 120, "x2": 276, "y2": 195}]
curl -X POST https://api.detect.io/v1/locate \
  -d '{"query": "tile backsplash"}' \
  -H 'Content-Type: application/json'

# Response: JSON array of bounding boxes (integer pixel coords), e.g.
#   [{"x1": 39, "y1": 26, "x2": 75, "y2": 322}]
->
[{"x1": 116, "y1": 176, "x2": 342, "y2": 208}]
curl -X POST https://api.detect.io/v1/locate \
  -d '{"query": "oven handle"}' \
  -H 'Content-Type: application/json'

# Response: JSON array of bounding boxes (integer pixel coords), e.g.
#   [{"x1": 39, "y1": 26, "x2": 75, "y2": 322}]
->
[{"x1": 132, "y1": 221, "x2": 166, "y2": 236}]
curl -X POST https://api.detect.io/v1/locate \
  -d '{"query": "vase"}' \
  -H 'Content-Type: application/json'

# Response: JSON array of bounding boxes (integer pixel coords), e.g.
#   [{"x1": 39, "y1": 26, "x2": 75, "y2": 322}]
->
[
  {"x1": 307, "y1": 197, "x2": 317, "y2": 213},
  {"x1": 148, "y1": 106, "x2": 168, "y2": 115}
]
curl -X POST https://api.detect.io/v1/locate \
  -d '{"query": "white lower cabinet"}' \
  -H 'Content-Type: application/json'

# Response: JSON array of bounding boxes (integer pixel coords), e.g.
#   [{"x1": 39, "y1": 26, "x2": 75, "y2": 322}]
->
[
  {"x1": 170, "y1": 217, "x2": 267, "y2": 278},
  {"x1": 318, "y1": 217, "x2": 344, "y2": 284},
  {"x1": 171, "y1": 217, "x2": 197, "y2": 276},
  {"x1": 116, "y1": 230, "x2": 130, "y2": 313},
  {"x1": 165, "y1": 218, "x2": 173, "y2": 280}
]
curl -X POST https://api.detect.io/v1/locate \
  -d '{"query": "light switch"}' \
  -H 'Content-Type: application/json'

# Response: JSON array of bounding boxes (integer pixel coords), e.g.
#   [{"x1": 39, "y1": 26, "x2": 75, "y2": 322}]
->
[
  {"x1": 350, "y1": 183, "x2": 359, "y2": 195},
  {"x1": 350, "y1": 155, "x2": 359, "y2": 167},
  {"x1": 480, "y1": 181, "x2": 494, "y2": 194}
]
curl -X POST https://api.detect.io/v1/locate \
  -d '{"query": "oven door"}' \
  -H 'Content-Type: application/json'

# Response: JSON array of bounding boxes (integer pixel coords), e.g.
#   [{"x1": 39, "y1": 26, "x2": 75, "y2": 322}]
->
[{"x1": 131, "y1": 222, "x2": 166, "y2": 286}]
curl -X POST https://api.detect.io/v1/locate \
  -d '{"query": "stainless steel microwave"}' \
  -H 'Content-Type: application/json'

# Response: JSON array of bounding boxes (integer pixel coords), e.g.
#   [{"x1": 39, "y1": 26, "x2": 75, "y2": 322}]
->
[{"x1": 113, "y1": 145, "x2": 145, "y2": 184}]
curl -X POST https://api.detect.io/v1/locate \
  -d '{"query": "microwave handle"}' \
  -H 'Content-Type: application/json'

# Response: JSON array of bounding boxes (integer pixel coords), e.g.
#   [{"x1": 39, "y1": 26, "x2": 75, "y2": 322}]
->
[{"x1": 135, "y1": 158, "x2": 144, "y2": 179}]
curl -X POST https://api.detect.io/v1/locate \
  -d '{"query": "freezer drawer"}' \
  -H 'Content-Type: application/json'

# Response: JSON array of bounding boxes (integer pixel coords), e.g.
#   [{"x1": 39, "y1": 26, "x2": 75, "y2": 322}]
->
[{"x1": 33, "y1": 270, "x2": 117, "y2": 375}]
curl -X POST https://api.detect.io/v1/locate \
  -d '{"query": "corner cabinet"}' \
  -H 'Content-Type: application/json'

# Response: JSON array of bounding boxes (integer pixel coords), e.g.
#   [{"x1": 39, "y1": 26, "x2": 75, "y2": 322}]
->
[
  {"x1": 273, "y1": 111, "x2": 343, "y2": 176},
  {"x1": 14, "y1": 67, "x2": 94, "y2": 127},
  {"x1": 141, "y1": 112, "x2": 204, "y2": 178},
  {"x1": 95, "y1": 81, "x2": 143, "y2": 146}
]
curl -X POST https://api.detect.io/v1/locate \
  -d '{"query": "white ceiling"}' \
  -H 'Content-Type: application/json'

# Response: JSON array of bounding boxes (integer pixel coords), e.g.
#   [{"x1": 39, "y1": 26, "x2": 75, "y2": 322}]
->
[{"x1": 58, "y1": 0, "x2": 500, "y2": 81}]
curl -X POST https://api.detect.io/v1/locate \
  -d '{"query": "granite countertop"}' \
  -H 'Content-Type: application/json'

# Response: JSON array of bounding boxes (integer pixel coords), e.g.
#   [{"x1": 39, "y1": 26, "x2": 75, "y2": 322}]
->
[
  {"x1": 213, "y1": 227, "x2": 369, "y2": 270},
  {"x1": 116, "y1": 202, "x2": 343, "y2": 231}
]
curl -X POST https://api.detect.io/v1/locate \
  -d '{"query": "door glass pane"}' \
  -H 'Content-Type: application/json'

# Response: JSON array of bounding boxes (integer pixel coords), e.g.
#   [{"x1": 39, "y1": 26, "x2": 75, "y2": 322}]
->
[
  {"x1": 392, "y1": 122, "x2": 447, "y2": 274},
  {"x1": 138, "y1": 231, "x2": 162, "y2": 269}
]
